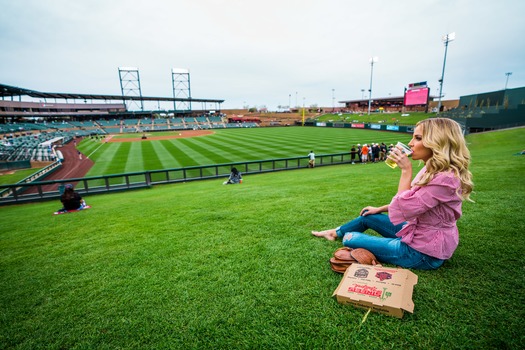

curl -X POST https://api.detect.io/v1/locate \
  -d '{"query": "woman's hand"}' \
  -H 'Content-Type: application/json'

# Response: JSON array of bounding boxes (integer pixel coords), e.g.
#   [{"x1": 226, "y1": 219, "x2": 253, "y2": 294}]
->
[
  {"x1": 360, "y1": 206, "x2": 381, "y2": 216},
  {"x1": 360, "y1": 204, "x2": 389, "y2": 216},
  {"x1": 387, "y1": 145, "x2": 412, "y2": 171}
]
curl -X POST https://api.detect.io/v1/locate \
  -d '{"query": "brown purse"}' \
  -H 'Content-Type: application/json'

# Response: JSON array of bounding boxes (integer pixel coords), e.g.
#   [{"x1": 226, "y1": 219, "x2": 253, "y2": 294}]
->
[{"x1": 329, "y1": 247, "x2": 379, "y2": 273}]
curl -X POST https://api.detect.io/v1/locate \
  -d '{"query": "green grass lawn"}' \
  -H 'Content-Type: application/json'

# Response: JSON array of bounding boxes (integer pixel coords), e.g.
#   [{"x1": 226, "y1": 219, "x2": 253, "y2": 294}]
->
[
  {"x1": 1, "y1": 127, "x2": 524, "y2": 349},
  {"x1": 0, "y1": 168, "x2": 43, "y2": 186}
]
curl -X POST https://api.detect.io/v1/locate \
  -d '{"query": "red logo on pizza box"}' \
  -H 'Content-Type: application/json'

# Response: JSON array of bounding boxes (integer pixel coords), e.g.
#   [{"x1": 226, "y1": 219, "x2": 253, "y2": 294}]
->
[{"x1": 375, "y1": 271, "x2": 392, "y2": 281}]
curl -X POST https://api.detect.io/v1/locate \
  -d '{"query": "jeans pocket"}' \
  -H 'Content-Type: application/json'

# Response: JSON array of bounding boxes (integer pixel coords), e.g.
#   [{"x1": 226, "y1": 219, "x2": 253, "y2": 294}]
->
[
  {"x1": 411, "y1": 255, "x2": 444, "y2": 270},
  {"x1": 401, "y1": 247, "x2": 444, "y2": 270},
  {"x1": 424, "y1": 256, "x2": 444, "y2": 270}
]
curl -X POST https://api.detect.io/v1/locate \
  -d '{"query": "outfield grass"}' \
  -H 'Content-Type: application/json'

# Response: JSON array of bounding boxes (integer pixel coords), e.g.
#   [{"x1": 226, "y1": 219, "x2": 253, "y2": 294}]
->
[
  {"x1": 1, "y1": 127, "x2": 524, "y2": 349},
  {"x1": 78, "y1": 127, "x2": 411, "y2": 176}
]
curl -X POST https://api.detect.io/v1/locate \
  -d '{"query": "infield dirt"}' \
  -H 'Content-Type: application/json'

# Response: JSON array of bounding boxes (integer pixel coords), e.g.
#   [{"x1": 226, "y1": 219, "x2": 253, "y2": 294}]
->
[{"x1": 107, "y1": 130, "x2": 214, "y2": 142}]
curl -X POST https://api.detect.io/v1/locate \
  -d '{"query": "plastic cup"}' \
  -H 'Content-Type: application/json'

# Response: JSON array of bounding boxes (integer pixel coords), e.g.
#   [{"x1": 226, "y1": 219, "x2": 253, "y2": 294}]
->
[{"x1": 385, "y1": 142, "x2": 412, "y2": 169}]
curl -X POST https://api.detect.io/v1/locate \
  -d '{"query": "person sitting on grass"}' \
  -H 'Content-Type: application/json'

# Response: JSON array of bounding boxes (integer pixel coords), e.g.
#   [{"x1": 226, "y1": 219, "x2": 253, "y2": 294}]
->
[
  {"x1": 312, "y1": 118, "x2": 474, "y2": 270},
  {"x1": 223, "y1": 167, "x2": 242, "y2": 185},
  {"x1": 58, "y1": 184, "x2": 87, "y2": 212}
]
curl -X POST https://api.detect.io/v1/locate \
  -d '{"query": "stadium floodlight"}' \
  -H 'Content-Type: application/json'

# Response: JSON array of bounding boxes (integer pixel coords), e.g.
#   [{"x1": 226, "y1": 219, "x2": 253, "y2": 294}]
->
[
  {"x1": 172, "y1": 68, "x2": 190, "y2": 74},
  {"x1": 171, "y1": 68, "x2": 191, "y2": 111},
  {"x1": 118, "y1": 66, "x2": 139, "y2": 71},
  {"x1": 505, "y1": 72, "x2": 512, "y2": 90},
  {"x1": 367, "y1": 56, "x2": 379, "y2": 115},
  {"x1": 118, "y1": 67, "x2": 144, "y2": 111},
  {"x1": 437, "y1": 32, "x2": 455, "y2": 114}
]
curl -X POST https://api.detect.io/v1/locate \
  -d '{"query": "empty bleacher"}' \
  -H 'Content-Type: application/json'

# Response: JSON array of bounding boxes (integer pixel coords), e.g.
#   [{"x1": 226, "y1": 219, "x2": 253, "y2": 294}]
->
[{"x1": 1, "y1": 114, "x2": 254, "y2": 164}]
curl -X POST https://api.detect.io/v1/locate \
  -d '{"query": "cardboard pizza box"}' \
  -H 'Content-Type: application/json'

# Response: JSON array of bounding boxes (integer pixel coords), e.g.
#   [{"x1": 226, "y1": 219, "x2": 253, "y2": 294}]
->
[{"x1": 333, "y1": 263, "x2": 418, "y2": 318}]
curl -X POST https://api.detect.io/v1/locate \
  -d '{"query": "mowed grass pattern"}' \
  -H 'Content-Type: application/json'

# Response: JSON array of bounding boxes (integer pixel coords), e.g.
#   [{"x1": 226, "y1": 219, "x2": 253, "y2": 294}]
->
[{"x1": 79, "y1": 127, "x2": 408, "y2": 176}]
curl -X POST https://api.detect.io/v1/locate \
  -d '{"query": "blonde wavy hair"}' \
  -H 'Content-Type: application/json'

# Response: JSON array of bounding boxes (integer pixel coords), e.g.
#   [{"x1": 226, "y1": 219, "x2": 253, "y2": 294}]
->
[{"x1": 415, "y1": 118, "x2": 473, "y2": 201}]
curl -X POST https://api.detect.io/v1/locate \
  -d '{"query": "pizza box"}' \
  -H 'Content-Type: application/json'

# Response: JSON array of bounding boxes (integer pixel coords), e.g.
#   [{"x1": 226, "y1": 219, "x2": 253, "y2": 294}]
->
[{"x1": 333, "y1": 263, "x2": 418, "y2": 318}]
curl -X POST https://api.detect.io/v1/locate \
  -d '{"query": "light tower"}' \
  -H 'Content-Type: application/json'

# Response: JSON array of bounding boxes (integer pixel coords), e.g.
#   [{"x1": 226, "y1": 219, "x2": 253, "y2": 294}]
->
[
  {"x1": 118, "y1": 67, "x2": 144, "y2": 111},
  {"x1": 505, "y1": 72, "x2": 512, "y2": 90},
  {"x1": 171, "y1": 68, "x2": 191, "y2": 112},
  {"x1": 437, "y1": 32, "x2": 455, "y2": 114},
  {"x1": 332, "y1": 88, "x2": 335, "y2": 111},
  {"x1": 367, "y1": 57, "x2": 378, "y2": 115}
]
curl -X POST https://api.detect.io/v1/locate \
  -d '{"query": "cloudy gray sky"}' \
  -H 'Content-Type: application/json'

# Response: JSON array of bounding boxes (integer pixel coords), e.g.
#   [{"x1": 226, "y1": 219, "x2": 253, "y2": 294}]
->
[{"x1": 1, "y1": 0, "x2": 524, "y2": 110}]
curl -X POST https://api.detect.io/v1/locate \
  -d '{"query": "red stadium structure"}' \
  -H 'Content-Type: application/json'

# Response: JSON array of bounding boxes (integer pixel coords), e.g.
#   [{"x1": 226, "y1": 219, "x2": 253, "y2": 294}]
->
[{"x1": 228, "y1": 116, "x2": 261, "y2": 123}]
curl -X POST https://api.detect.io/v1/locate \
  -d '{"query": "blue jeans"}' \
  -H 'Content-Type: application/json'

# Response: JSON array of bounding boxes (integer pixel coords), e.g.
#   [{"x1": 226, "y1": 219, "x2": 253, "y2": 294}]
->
[{"x1": 336, "y1": 214, "x2": 444, "y2": 270}]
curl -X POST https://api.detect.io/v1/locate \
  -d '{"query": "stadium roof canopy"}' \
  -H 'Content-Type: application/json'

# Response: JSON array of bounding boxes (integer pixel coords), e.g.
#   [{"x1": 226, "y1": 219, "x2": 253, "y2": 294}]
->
[{"x1": 0, "y1": 83, "x2": 224, "y2": 103}]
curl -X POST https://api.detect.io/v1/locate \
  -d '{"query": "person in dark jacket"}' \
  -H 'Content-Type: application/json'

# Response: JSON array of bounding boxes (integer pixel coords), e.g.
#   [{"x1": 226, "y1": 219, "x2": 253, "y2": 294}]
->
[
  {"x1": 58, "y1": 184, "x2": 86, "y2": 211},
  {"x1": 350, "y1": 145, "x2": 358, "y2": 164}
]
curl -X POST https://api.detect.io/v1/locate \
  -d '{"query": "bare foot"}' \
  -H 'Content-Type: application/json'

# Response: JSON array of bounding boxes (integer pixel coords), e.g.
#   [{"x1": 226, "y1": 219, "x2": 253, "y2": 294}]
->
[{"x1": 311, "y1": 229, "x2": 337, "y2": 241}]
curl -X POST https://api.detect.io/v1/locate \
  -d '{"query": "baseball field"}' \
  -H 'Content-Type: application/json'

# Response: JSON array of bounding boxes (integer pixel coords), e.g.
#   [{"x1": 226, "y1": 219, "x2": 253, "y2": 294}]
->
[{"x1": 78, "y1": 127, "x2": 409, "y2": 176}]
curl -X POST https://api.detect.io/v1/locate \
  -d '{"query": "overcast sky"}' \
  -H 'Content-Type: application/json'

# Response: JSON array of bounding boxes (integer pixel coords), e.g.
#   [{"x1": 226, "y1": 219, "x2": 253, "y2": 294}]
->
[{"x1": 1, "y1": 0, "x2": 524, "y2": 110}]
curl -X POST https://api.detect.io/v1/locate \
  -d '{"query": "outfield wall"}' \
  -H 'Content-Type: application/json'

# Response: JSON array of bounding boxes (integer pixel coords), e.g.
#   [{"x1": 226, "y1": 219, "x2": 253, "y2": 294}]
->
[{"x1": 297, "y1": 120, "x2": 414, "y2": 133}]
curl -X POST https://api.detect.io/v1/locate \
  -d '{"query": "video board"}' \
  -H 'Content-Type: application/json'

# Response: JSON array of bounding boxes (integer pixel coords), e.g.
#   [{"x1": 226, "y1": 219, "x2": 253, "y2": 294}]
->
[{"x1": 404, "y1": 88, "x2": 429, "y2": 106}]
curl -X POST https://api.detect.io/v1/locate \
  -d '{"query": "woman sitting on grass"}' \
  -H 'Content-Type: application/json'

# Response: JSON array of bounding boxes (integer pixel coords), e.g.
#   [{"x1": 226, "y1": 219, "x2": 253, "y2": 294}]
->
[
  {"x1": 58, "y1": 184, "x2": 87, "y2": 212},
  {"x1": 312, "y1": 118, "x2": 473, "y2": 270},
  {"x1": 223, "y1": 167, "x2": 242, "y2": 185}
]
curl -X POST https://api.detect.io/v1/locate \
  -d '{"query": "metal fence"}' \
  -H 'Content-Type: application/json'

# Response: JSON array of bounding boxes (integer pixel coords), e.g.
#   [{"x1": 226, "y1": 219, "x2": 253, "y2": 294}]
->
[{"x1": 0, "y1": 152, "x2": 353, "y2": 205}]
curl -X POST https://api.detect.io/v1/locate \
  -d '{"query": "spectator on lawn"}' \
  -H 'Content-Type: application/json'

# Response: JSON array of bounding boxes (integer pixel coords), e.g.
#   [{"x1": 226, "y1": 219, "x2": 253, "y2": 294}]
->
[
  {"x1": 58, "y1": 184, "x2": 86, "y2": 212},
  {"x1": 380, "y1": 142, "x2": 388, "y2": 161},
  {"x1": 372, "y1": 143, "x2": 381, "y2": 163},
  {"x1": 361, "y1": 144, "x2": 369, "y2": 163},
  {"x1": 312, "y1": 118, "x2": 473, "y2": 270},
  {"x1": 223, "y1": 167, "x2": 242, "y2": 185},
  {"x1": 350, "y1": 145, "x2": 358, "y2": 164},
  {"x1": 308, "y1": 150, "x2": 315, "y2": 168}
]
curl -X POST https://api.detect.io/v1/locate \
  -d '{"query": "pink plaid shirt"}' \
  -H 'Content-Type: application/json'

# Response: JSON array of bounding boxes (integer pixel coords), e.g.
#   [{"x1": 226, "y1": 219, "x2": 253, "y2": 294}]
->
[{"x1": 388, "y1": 166, "x2": 463, "y2": 259}]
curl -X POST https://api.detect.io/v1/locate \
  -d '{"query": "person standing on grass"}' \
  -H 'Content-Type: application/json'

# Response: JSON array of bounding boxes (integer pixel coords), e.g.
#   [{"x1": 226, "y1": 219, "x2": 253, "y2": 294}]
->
[
  {"x1": 312, "y1": 118, "x2": 473, "y2": 270},
  {"x1": 380, "y1": 142, "x2": 387, "y2": 161},
  {"x1": 350, "y1": 145, "x2": 358, "y2": 164},
  {"x1": 308, "y1": 150, "x2": 315, "y2": 168},
  {"x1": 371, "y1": 143, "x2": 380, "y2": 163},
  {"x1": 361, "y1": 144, "x2": 369, "y2": 163}
]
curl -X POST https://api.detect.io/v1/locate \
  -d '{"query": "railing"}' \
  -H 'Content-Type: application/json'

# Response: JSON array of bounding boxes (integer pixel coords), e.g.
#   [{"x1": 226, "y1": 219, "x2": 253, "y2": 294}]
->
[
  {"x1": 0, "y1": 161, "x2": 62, "y2": 199},
  {"x1": 0, "y1": 152, "x2": 353, "y2": 205}
]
